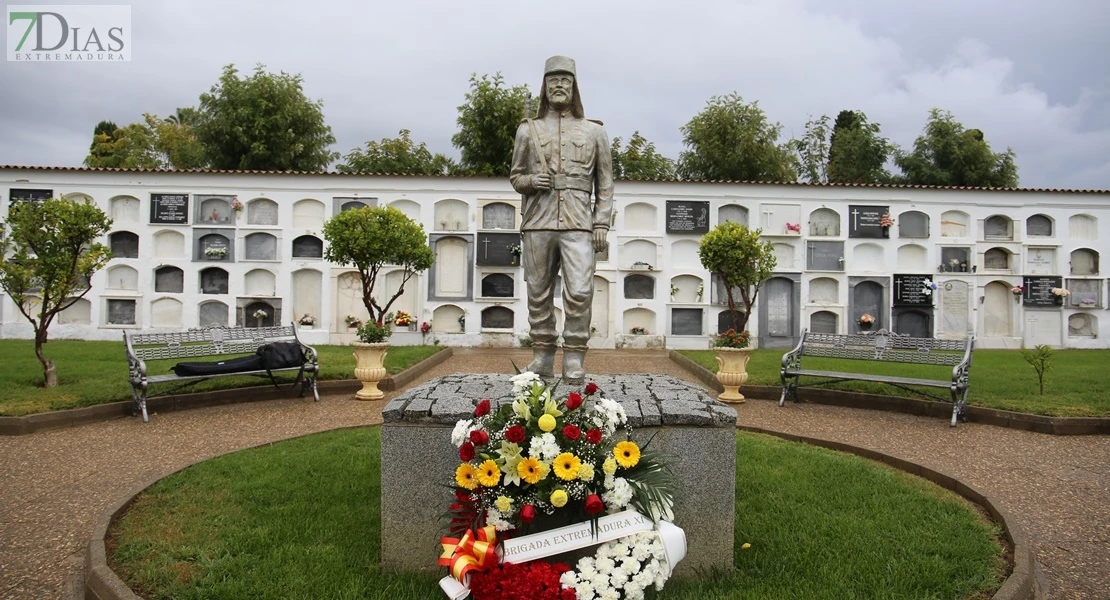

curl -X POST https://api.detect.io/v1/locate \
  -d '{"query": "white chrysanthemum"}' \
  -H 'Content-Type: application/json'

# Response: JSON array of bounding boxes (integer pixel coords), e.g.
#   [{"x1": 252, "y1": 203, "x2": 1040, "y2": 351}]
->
[
  {"x1": 590, "y1": 574, "x2": 610, "y2": 593},
  {"x1": 450, "y1": 419, "x2": 474, "y2": 447},
  {"x1": 560, "y1": 570, "x2": 578, "y2": 588},
  {"x1": 624, "y1": 582, "x2": 644, "y2": 600},
  {"x1": 511, "y1": 371, "x2": 541, "y2": 394},
  {"x1": 633, "y1": 569, "x2": 654, "y2": 589},
  {"x1": 528, "y1": 432, "x2": 560, "y2": 461},
  {"x1": 574, "y1": 581, "x2": 596, "y2": 600},
  {"x1": 602, "y1": 477, "x2": 633, "y2": 509},
  {"x1": 485, "y1": 508, "x2": 513, "y2": 532}
]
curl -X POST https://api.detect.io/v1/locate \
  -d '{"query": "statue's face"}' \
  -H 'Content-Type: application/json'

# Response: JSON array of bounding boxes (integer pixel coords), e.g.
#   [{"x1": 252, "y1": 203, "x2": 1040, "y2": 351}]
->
[{"x1": 545, "y1": 73, "x2": 574, "y2": 109}]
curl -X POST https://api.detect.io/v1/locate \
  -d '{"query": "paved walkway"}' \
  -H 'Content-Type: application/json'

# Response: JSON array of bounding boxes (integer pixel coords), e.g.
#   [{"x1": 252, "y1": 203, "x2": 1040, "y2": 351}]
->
[{"x1": 0, "y1": 348, "x2": 1106, "y2": 599}]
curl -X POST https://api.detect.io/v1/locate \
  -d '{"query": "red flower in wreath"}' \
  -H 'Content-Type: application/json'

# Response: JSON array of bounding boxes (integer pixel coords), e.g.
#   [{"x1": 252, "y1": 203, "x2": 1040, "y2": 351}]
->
[
  {"x1": 585, "y1": 428, "x2": 602, "y2": 444},
  {"x1": 475, "y1": 399, "x2": 491, "y2": 417},
  {"x1": 459, "y1": 442, "x2": 475, "y2": 462},
  {"x1": 585, "y1": 494, "x2": 604, "y2": 515},
  {"x1": 505, "y1": 425, "x2": 526, "y2": 443},
  {"x1": 565, "y1": 392, "x2": 583, "y2": 410},
  {"x1": 469, "y1": 430, "x2": 489, "y2": 445},
  {"x1": 562, "y1": 424, "x2": 581, "y2": 440},
  {"x1": 584, "y1": 382, "x2": 598, "y2": 396},
  {"x1": 520, "y1": 504, "x2": 536, "y2": 523}
]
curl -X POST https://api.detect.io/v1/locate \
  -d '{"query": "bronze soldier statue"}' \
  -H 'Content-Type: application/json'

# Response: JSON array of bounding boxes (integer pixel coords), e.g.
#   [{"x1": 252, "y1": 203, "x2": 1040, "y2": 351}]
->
[{"x1": 510, "y1": 55, "x2": 613, "y2": 384}]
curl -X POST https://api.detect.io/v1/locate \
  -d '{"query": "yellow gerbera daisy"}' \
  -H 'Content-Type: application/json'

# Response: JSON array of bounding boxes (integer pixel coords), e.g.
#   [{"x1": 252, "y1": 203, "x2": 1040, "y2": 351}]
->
[
  {"x1": 550, "y1": 489, "x2": 568, "y2": 507},
  {"x1": 553, "y1": 452, "x2": 581, "y2": 481},
  {"x1": 455, "y1": 462, "x2": 479, "y2": 490},
  {"x1": 614, "y1": 441, "x2": 641, "y2": 468},
  {"x1": 477, "y1": 459, "x2": 501, "y2": 487},
  {"x1": 517, "y1": 456, "x2": 548, "y2": 484},
  {"x1": 538, "y1": 414, "x2": 557, "y2": 432}
]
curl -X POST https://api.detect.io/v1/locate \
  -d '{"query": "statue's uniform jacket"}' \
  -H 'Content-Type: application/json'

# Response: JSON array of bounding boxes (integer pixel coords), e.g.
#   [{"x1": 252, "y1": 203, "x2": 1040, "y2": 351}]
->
[{"x1": 510, "y1": 110, "x2": 614, "y2": 351}]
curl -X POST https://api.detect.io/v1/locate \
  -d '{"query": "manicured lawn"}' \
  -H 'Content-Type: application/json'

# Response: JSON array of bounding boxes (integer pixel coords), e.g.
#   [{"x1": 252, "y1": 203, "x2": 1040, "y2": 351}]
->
[
  {"x1": 679, "y1": 348, "x2": 1110, "y2": 417},
  {"x1": 109, "y1": 427, "x2": 1005, "y2": 600},
  {"x1": 0, "y1": 340, "x2": 443, "y2": 416}
]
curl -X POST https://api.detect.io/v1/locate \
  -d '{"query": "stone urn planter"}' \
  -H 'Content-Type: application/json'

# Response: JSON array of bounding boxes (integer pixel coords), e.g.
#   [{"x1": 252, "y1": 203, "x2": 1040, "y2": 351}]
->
[
  {"x1": 715, "y1": 347, "x2": 752, "y2": 403},
  {"x1": 352, "y1": 341, "x2": 389, "y2": 400}
]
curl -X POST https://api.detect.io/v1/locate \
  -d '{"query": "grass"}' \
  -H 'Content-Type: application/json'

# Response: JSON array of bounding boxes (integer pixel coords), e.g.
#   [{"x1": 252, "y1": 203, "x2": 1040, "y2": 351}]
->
[
  {"x1": 680, "y1": 348, "x2": 1110, "y2": 417},
  {"x1": 0, "y1": 340, "x2": 444, "y2": 416},
  {"x1": 109, "y1": 428, "x2": 1005, "y2": 600}
]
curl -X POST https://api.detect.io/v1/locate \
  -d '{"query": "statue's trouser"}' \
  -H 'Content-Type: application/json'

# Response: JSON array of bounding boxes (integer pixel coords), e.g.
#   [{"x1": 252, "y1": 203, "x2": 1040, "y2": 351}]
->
[{"x1": 523, "y1": 230, "x2": 594, "y2": 380}]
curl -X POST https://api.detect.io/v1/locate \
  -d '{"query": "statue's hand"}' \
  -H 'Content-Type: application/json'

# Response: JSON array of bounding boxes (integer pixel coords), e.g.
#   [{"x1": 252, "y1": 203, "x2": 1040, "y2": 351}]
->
[
  {"x1": 592, "y1": 228, "x2": 609, "y2": 252},
  {"x1": 533, "y1": 174, "x2": 552, "y2": 190}
]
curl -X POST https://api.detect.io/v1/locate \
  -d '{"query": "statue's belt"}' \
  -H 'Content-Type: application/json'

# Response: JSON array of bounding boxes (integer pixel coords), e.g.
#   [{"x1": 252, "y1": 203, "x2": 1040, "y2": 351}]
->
[{"x1": 549, "y1": 173, "x2": 592, "y2": 192}]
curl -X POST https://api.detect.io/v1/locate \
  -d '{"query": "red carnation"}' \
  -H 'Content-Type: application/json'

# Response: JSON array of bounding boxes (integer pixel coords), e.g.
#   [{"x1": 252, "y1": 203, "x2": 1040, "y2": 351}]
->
[
  {"x1": 475, "y1": 399, "x2": 491, "y2": 417},
  {"x1": 505, "y1": 425, "x2": 526, "y2": 443},
  {"x1": 562, "y1": 424, "x2": 581, "y2": 440},
  {"x1": 584, "y1": 382, "x2": 599, "y2": 396},
  {"x1": 565, "y1": 392, "x2": 583, "y2": 410},
  {"x1": 585, "y1": 494, "x2": 604, "y2": 515},
  {"x1": 520, "y1": 504, "x2": 536, "y2": 523},
  {"x1": 586, "y1": 428, "x2": 602, "y2": 444},
  {"x1": 459, "y1": 442, "x2": 475, "y2": 461},
  {"x1": 469, "y1": 429, "x2": 489, "y2": 445}
]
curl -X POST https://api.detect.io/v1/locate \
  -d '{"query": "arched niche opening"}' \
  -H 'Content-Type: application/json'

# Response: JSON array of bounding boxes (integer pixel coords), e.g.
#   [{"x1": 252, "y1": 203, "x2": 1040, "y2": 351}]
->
[
  {"x1": 154, "y1": 266, "x2": 184, "y2": 293},
  {"x1": 984, "y1": 215, "x2": 1013, "y2": 241},
  {"x1": 941, "y1": 211, "x2": 969, "y2": 237},
  {"x1": 481, "y1": 306, "x2": 514, "y2": 330},
  {"x1": 244, "y1": 232, "x2": 278, "y2": 261},
  {"x1": 244, "y1": 300, "x2": 277, "y2": 328},
  {"x1": 621, "y1": 239, "x2": 657, "y2": 269},
  {"x1": 482, "y1": 202, "x2": 516, "y2": 229},
  {"x1": 293, "y1": 199, "x2": 326, "y2": 229},
  {"x1": 292, "y1": 235, "x2": 323, "y2": 259},
  {"x1": 671, "y1": 240, "x2": 700, "y2": 266},
  {"x1": 623, "y1": 274, "x2": 655, "y2": 300},
  {"x1": 110, "y1": 231, "x2": 139, "y2": 258},
  {"x1": 432, "y1": 305, "x2": 465, "y2": 333},
  {"x1": 896, "y1": 244, "x2": 928, "y2": 272},
  {"x1": 106, "y1": 265, "x2": 138, "y2": 290},
  {"x1": 244, "y1": 269, "x2": 276, "y2": 297},
  {"x1": 983, "y1": 247, "x2": 1012, "y2": 270},
  {"x1": 1069, "y1": 214, "x2": 1097, "y2": 240},
  {"x1": 389, "y1": 199, "x2": 421, "y2": 223},
  {"x1": 773, "y1": 243, "x2": 795, "y2": 270},
  {"x1": 851, "y1": 243, "x2": 883, "y2": 272},
  {"x1": 246, "y1": 198, "x2": 279, "y2": 226},
  {"x1": 809, "y1": 277, "x2": 838, "y2": 305},
  {"x1": 718, "y1": 204, "x2": 748, "y2": 226},
  {"x1": 1026, "y1": 214, "x2": 1053, "y2": 237},
  {"x1": 669, "y1": 274, "x2": 703, "y2": 303},
  {"x1": 481, "y1": 273, "x2": 515, "y2": 298},
  {"x1": 624, "y1": 202, "x2": 656, "y2": 231},
  {"x1": 898, "y1": 211, "x2": 929, "y2": 238},
  {"x1": 58, "y1": 298, "x2": 92, "y2": 324},
  {"x1": 809, "y1": 310, "x2": 838, "y2": 334},
  {"x1": 154, "y1": 230, "x2": 185, "y2": 258},
  {"x1": 623, "y1": 308, "x2": 655, "y2": 334},
  {"x1": 198, "y1": 300, "x2": 229, "y2": 327},
  {"x1": 291, "y1": 269, "x2": 322, "y2": 327},
  {"x1": 434, "y1": 199, "x2": 469, "y2": 231},
  {"x1": 1068, "y1": 314, "x2": 1096, "y2": 338},
  {"x1": 151, "y1": 298, "x2": 183, "y2": 328},
  {"x1": 199, "y1": 267, "x2": 229, "y2": 295},
  {"x1": 808, "y1": 208, "x2": 840, "y2": 236},
  {"x1": 1070, "y1": 248, "x2": 1099, "y2": 275},
  {"x1": 110, "y1": 195, "x2": 140, "y2": 222}
]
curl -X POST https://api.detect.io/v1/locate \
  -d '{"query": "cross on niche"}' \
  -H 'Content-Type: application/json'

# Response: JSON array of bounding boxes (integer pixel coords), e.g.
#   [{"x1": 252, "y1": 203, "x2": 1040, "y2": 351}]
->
[
  {"x1": 851, "y1": 208, "x2": 860, "y2": 229},
  {"x1": 481, "y1": 237, "x2": 491, "y2": 259}
]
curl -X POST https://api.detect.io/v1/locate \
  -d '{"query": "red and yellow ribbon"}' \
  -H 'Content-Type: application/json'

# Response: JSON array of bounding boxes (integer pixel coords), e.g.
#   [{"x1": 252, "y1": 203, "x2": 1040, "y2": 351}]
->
[{"x1": 438, "y1": 525, "x2": 500, "y2": 584}]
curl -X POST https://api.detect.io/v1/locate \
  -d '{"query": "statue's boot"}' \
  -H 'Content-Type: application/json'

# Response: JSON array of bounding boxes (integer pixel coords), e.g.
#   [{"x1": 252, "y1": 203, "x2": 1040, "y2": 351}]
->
[
  {"x1": 562, "y1": 350, "x2": 586, "y2": 385},
  {"x1": 525, "y1": 346, "x2": 555, "y2": 377}
]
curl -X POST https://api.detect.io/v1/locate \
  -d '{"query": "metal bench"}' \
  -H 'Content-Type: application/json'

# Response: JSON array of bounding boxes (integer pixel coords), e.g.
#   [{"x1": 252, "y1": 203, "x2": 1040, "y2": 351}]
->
[
  {"x1": 779, "y1": 329, "x2": 974, "y2": 426},
  {"x1": 124, "y1": 324, "x2": 319, "y2": 423}
]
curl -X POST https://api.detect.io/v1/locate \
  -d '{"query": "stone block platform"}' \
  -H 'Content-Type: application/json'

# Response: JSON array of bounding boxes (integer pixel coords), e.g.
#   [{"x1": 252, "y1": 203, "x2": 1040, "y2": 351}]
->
[{"x1": 380, "y1": 373, "x2": 737, "y2": 576}]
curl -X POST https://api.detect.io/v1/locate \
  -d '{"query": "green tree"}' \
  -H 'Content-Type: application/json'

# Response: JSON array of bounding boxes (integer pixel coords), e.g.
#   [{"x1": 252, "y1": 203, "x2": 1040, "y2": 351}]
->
[
  {"x1": 894, "y1": 108, "x2": 1019, "y2": 188},
  {"x1": 83, "y1": 114, "x2": 206, "y2": 170},
  {"x1": 323, "y1": 206, "x2": 434, "y2": 327},
  {"x1": 791, "y1": 111, "x2": 895, "y2": 184},
  {"x1": 611, "y1": 131, "x2": 677, "y2": 179},
  {"x1": 337, "y1": 129, "x2": 454, "y2": 175},
  {"x1": 790, "y1": 115, "x2": 832, "y2": 183},
  {"x1": 697, "y1": 222, "x2": 777, "y2": 335},
  {"x1": 677, "y1": 93, "x2": 798, "y2": 182},
  {"x1": 164, "y1": 107, "x2": 198, "y2": 126},
  {"x1": 1021, "y1": 345, "x2": 1054, "y2": 395},
  {"x1": 0, "y1": 198, "x2": 112, "y2": 387},
  {"x1": 451, "y1": 73, "x2": 531, "y2": 176},
  {"x1": 195, "y1": 64, "x2": 338, "y2": 171}
]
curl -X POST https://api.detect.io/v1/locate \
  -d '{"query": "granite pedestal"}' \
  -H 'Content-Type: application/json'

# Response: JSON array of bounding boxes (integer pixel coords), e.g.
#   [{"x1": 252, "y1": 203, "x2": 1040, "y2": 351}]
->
[{"x1": 380, "y1": 373, "x2": 737, "y2": 576}]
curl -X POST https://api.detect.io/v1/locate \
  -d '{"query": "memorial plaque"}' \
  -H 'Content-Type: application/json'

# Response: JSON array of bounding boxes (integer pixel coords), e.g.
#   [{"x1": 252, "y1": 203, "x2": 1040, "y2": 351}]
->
[
  {"x1": 154, "y1": 266, "x2": 184, "y2": 293},
  {"x1": 894, "y1": 274, "x2": 933, "y2": 306},
  {"x1": 199, "y1": 301, "x2": 229, "y2": 327},
  {"x1": 764, "y1": 278, "x2": 793, "y2": 337},
  {"x1": 938, "y1": 280, "x2": 969, "y2": 338},
  {"x1": 200, "y1": 268, "x2": 229, "y2": 294},
  {"x1": 851, "y1": 281, "x2": 883, "y2": 328},
  {"x1": 848, "y1": 205, "x2": 887, "y2": 238},
  {"x1": 623, "y1": 274, "x2": 655, "y2": 300},
  {"x1": 8, "y1": 188, "x2": 52, "y2": 204},
  {"x1": 1023, "y1": 276, "x2": 1062, "y2": 307},
  {"x1": 199, "y1": 234, "x2": 231, "y2": 261},
  {"x1": 1026, "y1": 248, "x2": 1055, "y2": 274},
  {"x1": 670, "y1": 308, "x2": 703, "y2": 335},
  {"x1": 110, "y1": 232, "x2": 139, "y2": 258},
  {"x1": 248, "y1": 200, "x2": 279, "y2": 225},
  {"x1": 1027, "y1": 215, "x2": 1052, "y2": 237},
  {"x1": 481, "y1": 306, "x2": 514, "y2": 329},
  {"x1": 984, "y1": 248, "x2": 1008, "y2": 270},
  {"x1": 806, "y1": 241, "x2": 844, "y2": 271},
  {"x1": 810, "y1": 311, "x2": 837, "y2": 334},
  {"x1": 244, "y1": 233, "x2": 278, "y2": 261},
  {"x1": 150, "y1": 193, "x2": 189, "y2": 224},
  {"x1": 481, "y1": 273, "x2": 515, "y2": 298},
  {"x1": 666, "y1": 201, "x2": 709, "y2": 234},
  {"x1": 482, "y1": 203, "x2": 516, "y2": 229},
  {"x1": 717, "y1": 310, "x2": 742, "y2": 334},
  {"x1": 476, "y1": 232, "x2": 521, "y2": 266},
  {"x1": 292, "y1": 235, "x2": 323, "y2": 258},
  {"x1": 107, "y1": 299, "x2": 136, "y2": 325}
]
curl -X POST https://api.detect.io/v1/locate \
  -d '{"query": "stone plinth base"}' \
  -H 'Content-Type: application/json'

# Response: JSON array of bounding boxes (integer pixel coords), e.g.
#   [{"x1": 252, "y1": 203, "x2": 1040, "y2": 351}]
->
[{"x1": 380, "y1": 373, "x2": 737, "y2": 576}]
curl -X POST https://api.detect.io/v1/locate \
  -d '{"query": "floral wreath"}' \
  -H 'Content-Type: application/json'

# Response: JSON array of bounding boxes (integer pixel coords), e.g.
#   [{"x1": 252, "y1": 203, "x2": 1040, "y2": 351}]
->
[{"x1": 438, "y1": 373, "x2": 683, "y2": 599}]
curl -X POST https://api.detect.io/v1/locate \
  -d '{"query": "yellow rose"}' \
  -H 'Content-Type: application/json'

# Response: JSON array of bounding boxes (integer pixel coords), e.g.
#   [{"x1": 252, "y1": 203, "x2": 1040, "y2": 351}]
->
[
  {"x1": 550, "y1": 489, "x2": 568, "y2": 507},
  {"x1": 538, "y1": 414, "x2": 557, "y2": 432}
]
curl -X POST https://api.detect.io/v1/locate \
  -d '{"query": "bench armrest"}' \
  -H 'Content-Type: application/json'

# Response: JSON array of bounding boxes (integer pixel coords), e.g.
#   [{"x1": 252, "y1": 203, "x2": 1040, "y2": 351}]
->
[
  {"x1": 123, "y1": 331, "x2": 147, "y2": 382},
  {"x1": 951, "y1": 338, "x2": 974, "y2": 388},
  {"x1": 781, "y1": 330, "x2": 808, "y2": 372}
]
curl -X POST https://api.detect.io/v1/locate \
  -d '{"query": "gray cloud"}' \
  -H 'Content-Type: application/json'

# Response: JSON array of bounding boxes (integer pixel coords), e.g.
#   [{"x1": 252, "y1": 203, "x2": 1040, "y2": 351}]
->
[{"x1": 1, "y1": 0, "x2": 1106, "y2": 189}]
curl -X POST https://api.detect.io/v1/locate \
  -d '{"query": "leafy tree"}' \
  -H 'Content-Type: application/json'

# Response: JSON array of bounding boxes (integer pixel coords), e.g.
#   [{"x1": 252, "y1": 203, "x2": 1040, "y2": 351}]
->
[
  {"x1": 790, "y1": 115, "x2": 832, "y2": 183},
  {"x1": 195, "y1": 64, "x2": 338, "y2": 171},
  {"x1": 791, "y1": 111, "x2": 895, "y2": 184},
  {"x1": 1021, "y1": 345, "x2": 1054, "y2": 395},
  {"x1": 337, "y1": 129, "x2": 454, "y2": 175},
  {"x1": 677, "y1": 93, "x2": 798, "y2": 182},
  {"x1": 0, "y1": 198, "x2": 112, "y2": 387},
  {"x1": 611, "y1": 131, "x2": 677, "y2": 180},
  {"x1": 451, "y1": 73, "x2": 531, "y2": 176},
  {"x1": 894, "y1": 108, "x2": 1019, "y2": 188},
  {"x1": 84, "y1": 114, "x2": 206, "y2": 170},
  {"x1": 323, "y1": 206, "x2": 434, "y2": 327},
  {"x1": 164, "y1": 107, "x2": 198, "y2": 126},
  {"x1": 697, "y1": 222, "x2": 777, "y2": 334}
]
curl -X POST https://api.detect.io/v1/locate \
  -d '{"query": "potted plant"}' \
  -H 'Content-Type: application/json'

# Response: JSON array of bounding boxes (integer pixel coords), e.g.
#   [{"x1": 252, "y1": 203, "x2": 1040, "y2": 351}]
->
[
  {"x1": 323, "y1": 206, "x2": 434, "y2": 400},
  {"x1": 698, "y1": 222, "x2": 777, "y2": 403},
  {"x1": 298, "y1": 313, "x2": 316, "y2": 329},
  {"x1": 858, "y1": 313, "x2": 875, "y2": 331}
]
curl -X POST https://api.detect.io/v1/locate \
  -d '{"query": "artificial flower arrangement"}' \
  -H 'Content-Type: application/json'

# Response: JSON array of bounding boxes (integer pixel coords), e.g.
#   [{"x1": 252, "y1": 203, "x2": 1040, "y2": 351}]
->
[
  {"x1": 1011, "y1": 285, "x2": 1026, "y2": 296},
  {"x1": 509, "y1": 244, "x2": 522, "y2": 257},
  {"x1": 713, "y1": 328, "x2": 750, "y2": 349},
  {"x1": 858, "y1": 313, "x2": 876, "y2": 325},
  {"x1": 230, "y1": 199, "x2": 243, "y2": 212},
  {"x1": 252, "y1": 309, "x2": 268, "y2": 320},
  {"x1": 921, "y1": 279, "x2": 938, "y2": 296},
  {"x1": 785, "y1": 222, "x2": 801, "y2": 234},
  {"x1": 422, "y1": 321, "x2": 432, "y2": 335},
  {"x1": 393, "y1": 311, "x2": 413, "y2": 327},
  {"x1": 204, "y1": 247, "x2": 227, "y2": 258},
  {"x1": 879, "y1": 212, "x2": 895, "y2": 228},
  {"x1": 1051, "y1": 287, "x2": 1070, "y2": 297},
  {"x1": 345, "y1": 314, "x2": 362, "y2": 328},
  {"x1": 630, "y1": 326, "x2": 648, "y2": 335},
  {"x1": 298, "y1": 313, "x2": 316, "y2": 326},
  {"x1": 440, "y1": 373, "x2": 680, "y2": 600}
]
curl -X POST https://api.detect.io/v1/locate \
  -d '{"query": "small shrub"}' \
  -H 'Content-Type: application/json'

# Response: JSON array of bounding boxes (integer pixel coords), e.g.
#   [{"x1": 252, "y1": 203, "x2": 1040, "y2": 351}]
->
[{"x1": 1021, "y1": 345, "x2": 1054, "y2": 395}]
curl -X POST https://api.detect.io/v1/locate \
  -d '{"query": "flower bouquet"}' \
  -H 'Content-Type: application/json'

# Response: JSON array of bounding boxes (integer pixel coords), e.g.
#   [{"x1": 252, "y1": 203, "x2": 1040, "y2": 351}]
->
[
  {"x1": 393, "y1": 311, "x2": 413, "y2": 327},
  {"x1": 713, "y1": 328, "x2": 750, "y2": 349},
  {"x1": 204, "y1": 247, "x2": 227, "y2": 259},
  {"x1": 252, "y1": 309, "x2": 268, "y2": 320},
  {"x1": 439, "y1": 374, "x2": 681, "y2": 600},
  {"x1": 630, "y1": 326, "x2": 648, "y2": 335},
  {"x1": 879, "y1": 212, "x2": 895, "y2": 228},
  {"x1": 857, "y1": 313, "x2": 875, "y2": 331},
  {"x1": 1051, "y1": 288, "x2": 1070, "y2": 298},
  {"x1": 1011, "y1": 285, "x2": 1025, "y2": 296},
  {"x1": 298, "y1": 313, "x2": 316, "y2": 327},
  {"x1": 921, "y1": 279, "x2": 938, "y2": 296},
  {"x1": 345, "y1": 315, "x2": 362, "y2": 329},
  {"x1": 230, "y1": 199, "x2": 243, "y2": 212}
]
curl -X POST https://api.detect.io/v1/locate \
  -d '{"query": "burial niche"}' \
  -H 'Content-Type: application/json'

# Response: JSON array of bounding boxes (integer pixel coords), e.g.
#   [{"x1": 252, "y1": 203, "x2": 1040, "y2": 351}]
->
[
  {"x1": 481, "y1": 273, "x2": 515, "y2": 298},
  {"x1": 106, "y1": 299, "x2": 136, "y2": 325},
  {"x1": 198, "y1": 301, "x2": 229, "y2": 327},
  {"x1": 984, "y1": 215, "x2": 1012, "y2": 240},
  {"x1": 154, "y1": 266, "x2": 184, "y2": 293},
  {"x1": 247, "y1": 198, "x2": 279, "y2": 226},
  {"x1": 434, "y1": 199, "x2": 469, "y2": 231},
  {"x1": 292, "y1": 235, "x2": 323, "y2": 259},
  {"x1": 1070, "y1": 249, "x2": 1099, "y2": 275},
  {"x1": 898, "y1": 211, "x2": 929, "y2": 238},
  {"x1": 293, "y1": 199, "x2": 325, "y2": 229},
  {"x1": 624, "y1": 274, "x2": 655, "y2": 300},
  {"x1": 670, "y1": 308, "x2": 703, "y2": 336},
  {"x1": 244, "y1": 301, "x2": 276, "y2": 328},
  {"x1": 200, "y1": 268, "x2": 229, "y2": 295},
  {"x1": 110, "y1": 231, "x2": 139, "y2": 258},
  {"x1": 940, "y1": 211, "x2": 969, "y2": 237},
  {"x1": 481, "y1": 306, "x2": 514, "y2": 329},
  {"x1": 809, "y1": 277, "x2": 838, "y2": 305},
  {"x1": 110, "y1": 196, "x2": 140, "y2": 222},
  {"x1": 58, "y1": 298, "x2": 92, "y2": 324},
  {"x1": 984, "y1": 248, "x2": 1011, "y2": 270},
  {"x1": 432, "y1": 305, "x2": 465, "y2": 333},
  {"x1": 625, "y1": 202, "x2": 656, "y2": 231},
  {"x1": 1069, "y1": 214, "x2": 1097, "y2": 240},
  {"x1": 106, "y1": 265, "x2": 138, "y2": 290},
  {"x1": 482, "y1": 202, "x2": 516, "y2": 229},
  {"x1": 808, "y1": 208, "x2": 839, "y2": 237},
  {"x1": 151, "y1": 298, "x2": 183, "y2": 328},
  {"x1": 1068, "y1": 314, "x2": 1094, "y2": 338},
  {"x1": 718, "y1": 204, "x2": 748, "y2": 226},
  {"x1": 244, "y1": 269, "x2": 276, "y2": 297},
  {"x1": 809, "y1": 310, "x2": 837, "y2": 334},
  {"x1": 1027, "y1": 214, "x2": 1052, "y2": 237},
  {"x1": 244, "y1": 233, "x2": 278, "y2": 261},
  {"x1": 154, "y1": 230, "x2": 185, "y2": 258}
]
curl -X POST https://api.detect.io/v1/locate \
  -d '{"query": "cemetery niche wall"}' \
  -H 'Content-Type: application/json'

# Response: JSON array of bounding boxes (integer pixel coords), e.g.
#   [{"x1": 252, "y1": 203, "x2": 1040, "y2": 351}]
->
[{"x1": 1, "y1": 168, "x2": 1108, "y2": 347}]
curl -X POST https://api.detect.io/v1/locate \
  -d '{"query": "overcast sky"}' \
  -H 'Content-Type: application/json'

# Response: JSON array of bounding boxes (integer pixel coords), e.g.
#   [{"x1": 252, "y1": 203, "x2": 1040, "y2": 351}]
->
[{"x1": 2, "y1": 0, "x2": 1108, "y2": 189}]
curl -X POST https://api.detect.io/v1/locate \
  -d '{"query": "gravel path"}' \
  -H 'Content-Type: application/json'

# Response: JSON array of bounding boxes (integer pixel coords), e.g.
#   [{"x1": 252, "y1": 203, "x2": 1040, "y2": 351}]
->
[{"x1": 0, "y1": 348, "x2": 1105, "y2": 599}]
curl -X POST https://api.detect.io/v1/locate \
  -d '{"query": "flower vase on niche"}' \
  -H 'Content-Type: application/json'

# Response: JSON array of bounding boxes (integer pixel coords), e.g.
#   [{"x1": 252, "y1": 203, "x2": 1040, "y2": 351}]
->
[{"x1": 858, "y1": 314, "x2": 875, "y2": 332}]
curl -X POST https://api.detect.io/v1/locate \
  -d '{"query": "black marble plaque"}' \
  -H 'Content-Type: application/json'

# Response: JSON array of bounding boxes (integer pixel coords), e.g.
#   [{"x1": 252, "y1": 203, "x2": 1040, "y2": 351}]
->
[
  {"x1": 1023, "y1": 276, "x2": 1063, "y2": 307},
  {"x1": 671, "y1": 308, "x2": 703, "y2": 335},
  {"x1": 9, "y1": 188, "x2": 53, "y2": 204},
  {"x1": 150, "y1": 193, "x2": 189, "y2": 224},
  {"x1": 481, "y1": 273, "x2": 515, "y2": 298},
  {"x1": 894, "y1": 274, "x2": 933, "y2": 306},
  {"x1": 476, "y1": 232, "x2": 522, "y2": 266},
  {"x1": 292, "y1": 235, "x2": 323, "y2": 258},
  {"x1": 666, "y1": 201, "x2": 709, "y2": 234},
  {"x1": 806, "y1": 241, "x2": 844, "y2": 271},
  {"x1": 848, "y1": 205, "x2": 887, "y2": 239}
]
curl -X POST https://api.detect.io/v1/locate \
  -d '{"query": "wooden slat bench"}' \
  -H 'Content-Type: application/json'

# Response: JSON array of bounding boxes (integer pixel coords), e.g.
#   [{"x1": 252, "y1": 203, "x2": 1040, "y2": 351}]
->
[
  {"x1": 779, "y1": 329, "x2": 974, "y2": 426},
  {"x1": 124, "y1": 324, "x2": 319, "y2": 423}
]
